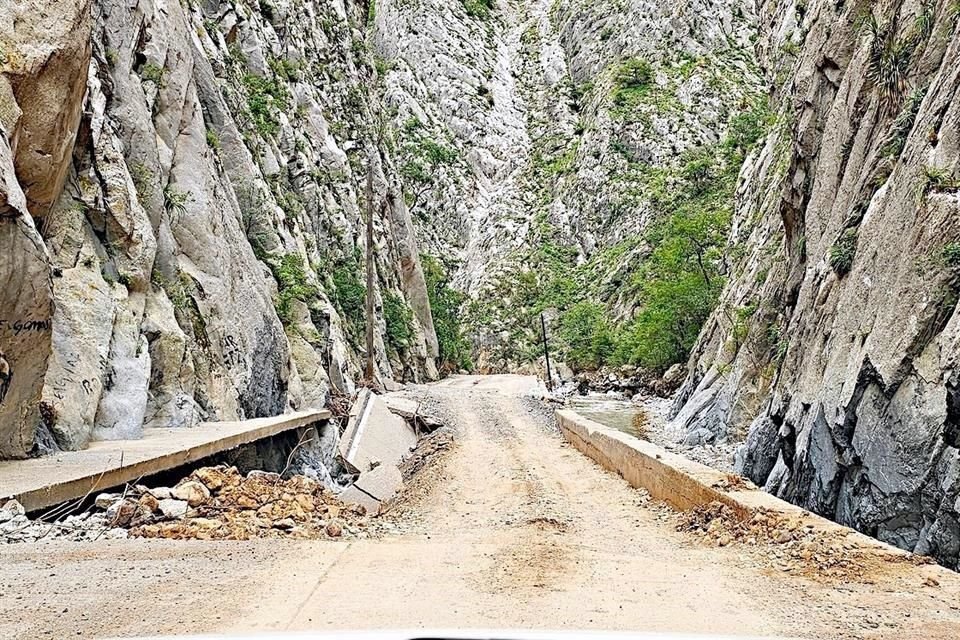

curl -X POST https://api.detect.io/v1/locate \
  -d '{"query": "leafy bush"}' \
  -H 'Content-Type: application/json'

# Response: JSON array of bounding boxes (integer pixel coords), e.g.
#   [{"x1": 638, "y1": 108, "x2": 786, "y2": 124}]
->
[
  {"x1": 139, "y1": 62, "x2": 165, "y2": 86},
  {"x1": 557, "y1": 302, "x2": 615, "y2": 370},
  {"x1": 612, "y1": 58, "x2": 653, "y2": 108},
  {"x1": 617, "y1": 58, "x2": 653, "y2": 90},
  {"x1": 943, "y1": 242, "x2": 960, "y2": 270},
  {"x1": 130, "y1": 163, "x2": 153, "y2": 201},
  {"x1": 242, "y1": 73, "x2": 290, "y2": 136},
  {"x1": 205, "y1": 129, "x2": 221, "y2": 151},
  {"x1": 399, "y1": 121, "x2": 459, "y2": 212},
  {"x1": 422, "y1": 255, "x2": 473, "y2": 372},
  {"x1": 725, "y1": 97, "x2": 775, "y2": 156},
  {"x1": 829, "y1": 228, "x2": 858, "y2": 276},
  {"x1": 270, "y1": 254, "x2": 319, "y2": 324},
  {"x1": 330, "y1": 253, "x2": 367, "y2": 339},
  {"x1": 383, "y1": 291, "x2": 414, "y2": 352},
  {"x1": 463, "y1": 0, "x2": 494, "y2": 18}
]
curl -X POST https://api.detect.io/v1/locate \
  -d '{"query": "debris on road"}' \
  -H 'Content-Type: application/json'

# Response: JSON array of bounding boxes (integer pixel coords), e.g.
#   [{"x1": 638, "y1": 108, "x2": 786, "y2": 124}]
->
[
  {"x1": 339, "y1": 464, "x2": 404, "y2": 515},
  {"x1": 131, "y1": 466, "x2": 370, "y2": 540},
  {"x1": 0, "y1": 392, "x2": 454, "y2": 545},
  {"x1": 675, "y1": 500, "x2": 935, "y2": 582},
  {"x1": 398, "y1": 427, "x2": 454, "y2": 481}
]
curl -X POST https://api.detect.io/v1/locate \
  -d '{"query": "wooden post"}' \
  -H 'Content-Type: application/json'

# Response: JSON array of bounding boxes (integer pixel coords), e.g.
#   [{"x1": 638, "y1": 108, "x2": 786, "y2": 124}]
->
[
  {"x1": 364, "y1": 151, "x2": 376, "y2": 382},
  {"x1": 541, "y1": 312, "x2": 553, "y2": 391}
]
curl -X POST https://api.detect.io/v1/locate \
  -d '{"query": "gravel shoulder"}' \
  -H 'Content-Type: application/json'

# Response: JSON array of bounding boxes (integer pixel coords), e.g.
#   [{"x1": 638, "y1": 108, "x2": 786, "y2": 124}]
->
[{"x1": 2, "y1": 375, "x2": 959, "y2": 639}]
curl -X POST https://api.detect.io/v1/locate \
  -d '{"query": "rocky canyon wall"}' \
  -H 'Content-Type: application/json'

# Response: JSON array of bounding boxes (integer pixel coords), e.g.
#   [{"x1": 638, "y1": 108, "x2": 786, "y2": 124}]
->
[
  {"x1": 373, "y1": 0, "x2": 763, "y2": 371},
  {"x1": 0, "y1": 0, "x2": 439, "y2": 458},
  {"x1": 673, "y1": 0, "x2": 960, "y2": 568}
]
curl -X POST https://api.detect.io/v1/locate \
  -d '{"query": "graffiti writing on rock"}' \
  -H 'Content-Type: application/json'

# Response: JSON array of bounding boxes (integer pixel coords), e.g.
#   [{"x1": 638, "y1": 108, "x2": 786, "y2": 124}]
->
[{"x1": 0, "y1": 319, "x2": 53, "y2": 335}]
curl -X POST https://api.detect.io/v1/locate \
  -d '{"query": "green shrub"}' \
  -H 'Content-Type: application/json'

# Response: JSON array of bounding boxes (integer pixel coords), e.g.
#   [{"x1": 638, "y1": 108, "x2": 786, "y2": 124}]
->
[
  {"x1": 558, "y1": 302, "x2": 615, "y2": 370},
  {"x1": 422, "y1": 255, "x2": 472, "y2": 372},
  {"x1": 943, "y1": 242, "x2": 960, "y2": 270},
  {"x1": 463, "y1": 0, "x2": 494, "y2": 18},
  {"x1": 611, "y1": 58, "x2": 653, "y2": 109},
  {"x1": 616, "y1": 58, "x2": 653, "y2": 90},
  {"x1": 830, "y1": 228, "x2": 858, "y2": 276},
  {"x1": 331, "y1": 254, "x2": 366, "y2": 338},
  {"x1": 139, "y1": 62, "x2": 165, "y2": 86},
  {"x1": 399, "y1": 128, "x2": 458, "y2": 211},
  {"x1": 383, "y1": 291, "x2": 414, "y2": 351},
  {"x1": 130, "y1": 163, "x2": 153, "y2": 201},
  {"x1": 242, "y1": 73, "x2": 290, "y2": 136},
  {"x1": 205, "y1": 128, "x2": 221, "y2": 150},
  {"x1": 271, "y1": 254, "x2": 319, "y2": 324},
  {"x1": 725, "y1": 97, "x2": 775, "y2": 156}
]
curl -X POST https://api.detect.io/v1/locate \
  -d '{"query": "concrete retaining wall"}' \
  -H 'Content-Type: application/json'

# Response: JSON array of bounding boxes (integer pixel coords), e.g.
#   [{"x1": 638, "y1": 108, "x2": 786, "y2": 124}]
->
[{"x1": 555, "y1": 409, "x2": 922, "y2": 562}]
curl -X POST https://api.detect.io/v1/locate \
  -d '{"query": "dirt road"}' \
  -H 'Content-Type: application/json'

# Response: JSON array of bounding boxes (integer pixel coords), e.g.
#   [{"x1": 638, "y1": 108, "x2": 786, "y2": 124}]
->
[{"x1": 2, "y1": 375, "x2": 960, "y2": 639}]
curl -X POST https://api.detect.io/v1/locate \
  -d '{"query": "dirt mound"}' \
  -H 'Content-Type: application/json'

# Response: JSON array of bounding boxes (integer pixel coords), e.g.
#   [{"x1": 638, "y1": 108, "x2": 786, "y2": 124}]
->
[
  {"x1": 676, "y1": 501, "x2": 928, "y2": 582},
  {"x1": 129, "y1": 466, "x2": 370, "y2": 540}
]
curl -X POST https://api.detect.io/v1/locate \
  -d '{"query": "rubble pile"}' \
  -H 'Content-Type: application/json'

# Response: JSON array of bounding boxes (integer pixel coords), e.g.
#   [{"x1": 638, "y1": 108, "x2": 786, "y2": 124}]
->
[
  {"x1": 675, "y1": 501, "x2": 922, "y2": 581},
  {"x1": 129, "y1": 466, "x2": 370, "y2": 540},
  {"x1": 0, "y1": 465, "x2": 374, "y2": 544},
  {"x1": 398, "y1": 427, "x2": 454, "y2": 481},
  {"x1": 1, "y1": 498, "x2": 129, "y2": 543}
]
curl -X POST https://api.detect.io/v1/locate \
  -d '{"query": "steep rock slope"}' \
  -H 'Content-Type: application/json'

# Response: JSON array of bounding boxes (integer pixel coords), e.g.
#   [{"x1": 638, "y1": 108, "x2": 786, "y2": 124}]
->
[
  {"x1": 0, "y1": 0, "x2": 438, "y2": 458},
  {"x1": 673, "y1": 0, "x2": 960, "y2": 567},
  {"x1": 374, "y1": 0, "x2": 762, "y2": 371}
]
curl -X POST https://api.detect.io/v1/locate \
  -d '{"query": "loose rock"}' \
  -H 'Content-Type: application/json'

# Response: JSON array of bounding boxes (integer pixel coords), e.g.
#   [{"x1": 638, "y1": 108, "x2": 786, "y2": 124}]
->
[
  {"x1": 157, "y1": 499, "x2": 189, "y2": 520},
  {"x1": 172, "y1": 481, "x2": 210, "y2": 507}
]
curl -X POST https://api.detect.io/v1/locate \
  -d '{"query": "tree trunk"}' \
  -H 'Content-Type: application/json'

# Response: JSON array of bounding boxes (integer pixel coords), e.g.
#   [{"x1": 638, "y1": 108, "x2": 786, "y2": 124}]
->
[{"x1": 364, "y1": 151, "x2": 376, "y2": 382}]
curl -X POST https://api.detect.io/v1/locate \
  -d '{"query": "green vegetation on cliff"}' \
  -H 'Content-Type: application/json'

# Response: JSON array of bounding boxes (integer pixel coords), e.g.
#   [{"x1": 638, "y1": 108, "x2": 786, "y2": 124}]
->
[
  {"x1": 468, "y1": 97, "x2": 771, "y2": 373},
  {"x1": 422, "y1": 255, "x2": 473, "y2": 373}
]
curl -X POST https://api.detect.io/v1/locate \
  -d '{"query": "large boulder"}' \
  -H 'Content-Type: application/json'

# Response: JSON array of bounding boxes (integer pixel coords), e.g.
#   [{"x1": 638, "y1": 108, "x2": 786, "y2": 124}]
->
[
  {"x1": 0, "y1": 0, "x2": 92, "y2": 216},
  {"x1": 0, "y1": 136, "x2": 53, "y2": 458}
]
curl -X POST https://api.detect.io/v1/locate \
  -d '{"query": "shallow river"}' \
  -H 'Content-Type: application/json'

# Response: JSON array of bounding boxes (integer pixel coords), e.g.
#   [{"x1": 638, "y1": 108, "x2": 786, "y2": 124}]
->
[{"x1": 566, "y1": 395, "x2": 645, "y2": 437}]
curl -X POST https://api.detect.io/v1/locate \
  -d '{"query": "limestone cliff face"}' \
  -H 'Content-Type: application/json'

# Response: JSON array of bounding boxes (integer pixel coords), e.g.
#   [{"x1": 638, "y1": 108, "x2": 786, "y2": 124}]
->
[
  {"x1": 0, "y1": 0, "x2": 439, "y2": 458},
  {"x1": 673, "y1": 0, "x2": 960, "y2": 567},
  {"x1": 375, "y1": 0, "x2": 762, "y2": 371}
]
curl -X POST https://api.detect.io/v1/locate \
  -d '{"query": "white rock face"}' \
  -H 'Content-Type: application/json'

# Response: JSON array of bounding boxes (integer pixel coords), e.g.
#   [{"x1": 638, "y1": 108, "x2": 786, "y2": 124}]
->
[
  {"x1": 374, "y1": 0, "x2": 762, "y2": 371},
  {"x1": 0, "y1": 0, "x2": 441, "y2": 455},
  {"x1": 671, "y1": 0, "x2": 960, "y2": 568}
]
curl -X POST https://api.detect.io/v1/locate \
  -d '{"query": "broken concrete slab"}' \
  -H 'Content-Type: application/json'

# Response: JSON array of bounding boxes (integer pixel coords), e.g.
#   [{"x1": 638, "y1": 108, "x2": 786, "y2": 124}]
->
[
  {"x1": 338, "y1": 389, "x2": 416, "y2": 474},
  {"x1": 354, "y1": 464, "x2": 403, "y2": 501},
  {"x1": 383, "y1": 395, "x2": 443, "y2": 432},
  {"x1": 383, "y1": 396, "x2": 420, "y2": 418},
  {"x1": 338, "y1": 485, "x2": 381, "y2": 515},
  {"x1": 339, "y1": 464, "x2": 403, "y2": 516}
]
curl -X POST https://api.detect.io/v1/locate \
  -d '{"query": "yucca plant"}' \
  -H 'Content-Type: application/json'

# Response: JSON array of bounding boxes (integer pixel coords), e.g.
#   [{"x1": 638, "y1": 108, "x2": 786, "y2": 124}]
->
[
  {"x1": 861, "y1": 11, "x2": 913, "y2": 110},
  {"x1": 830, "y1": 228, "x2": 859, "y2": 276},
  {"x1": 163, "y1": 185, "x2": 191, "y2": 224},
  {"x1": 870, "y1": 38, "x2": 912, "y2": 108},
  {"x1": 916, "y1": 165, "x2": 960, "y2": 204},
  {"x1": 878, "y1": 87, "x2": 927, "y2": 159}
]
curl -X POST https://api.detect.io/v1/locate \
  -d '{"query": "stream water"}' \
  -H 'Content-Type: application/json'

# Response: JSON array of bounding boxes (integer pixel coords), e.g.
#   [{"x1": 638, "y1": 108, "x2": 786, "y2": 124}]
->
[
  {"x1": 566, "y1": 393, "x2": 737, "y2": 473},
  {"x1": 567, "y1": 395, "x2": 645, "y2": 437}
]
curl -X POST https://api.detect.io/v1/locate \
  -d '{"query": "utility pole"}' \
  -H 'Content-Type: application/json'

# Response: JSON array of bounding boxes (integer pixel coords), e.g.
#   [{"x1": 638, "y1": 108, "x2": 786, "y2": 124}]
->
[
  {"x1": 364, "y1": 150, "x2": 376, "y2": 383},
  {"x1": 541, "y1": 312, "x2": 553, "y2": 391}
]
